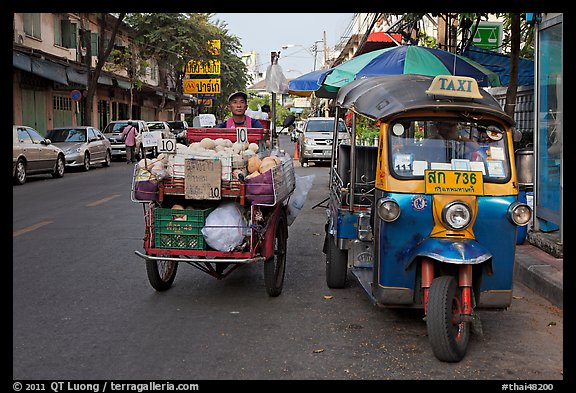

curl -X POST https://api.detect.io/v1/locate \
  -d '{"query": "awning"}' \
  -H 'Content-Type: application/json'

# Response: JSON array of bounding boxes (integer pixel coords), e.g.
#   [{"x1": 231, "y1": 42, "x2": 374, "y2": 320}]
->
[
  {"x1": 13, "y1": 51, "x2": 32, "y2": 72},
  {"x1": 66, "y1": 67, "x2": 89, "y2": 85},
  {"x1": 115, "y1": 78, "x2": 132, "y2": 90},
  {"x1": 462, "y1": 44, "x2": 534, "y2": 86},
  {"x1": 31, "y1": 57, "x2": 68, "y2": 85},
  {"x1": 98, "y1": 74, "x2": 113, "y2": 86}
]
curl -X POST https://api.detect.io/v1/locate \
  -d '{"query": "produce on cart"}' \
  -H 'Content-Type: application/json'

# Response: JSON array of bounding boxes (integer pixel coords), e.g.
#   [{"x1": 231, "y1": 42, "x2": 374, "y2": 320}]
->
[{"x1": 132, "y1": 122, "x2": 295, "y2": 297}]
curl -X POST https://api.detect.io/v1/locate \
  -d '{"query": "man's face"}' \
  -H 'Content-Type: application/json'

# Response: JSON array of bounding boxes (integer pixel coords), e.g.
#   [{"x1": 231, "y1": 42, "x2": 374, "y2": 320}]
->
[{"x1": 228, "y1": 97, "x2": 247, "y2": 116}]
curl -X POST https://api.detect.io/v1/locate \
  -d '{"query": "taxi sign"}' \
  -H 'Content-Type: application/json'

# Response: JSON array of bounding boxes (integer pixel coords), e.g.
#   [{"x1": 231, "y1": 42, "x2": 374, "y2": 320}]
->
[
  {"x1": 425, "y1": 75, "x2": 483, "y2": 99},
  {"x1": 424, "y1": 169, "x2": 484, "y2": 196}
]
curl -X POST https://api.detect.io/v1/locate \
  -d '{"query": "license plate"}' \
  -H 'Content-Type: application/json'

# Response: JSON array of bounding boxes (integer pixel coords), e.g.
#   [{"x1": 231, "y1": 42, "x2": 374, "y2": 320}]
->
[{"x1": 424, "y1": 170, "x2": 484, "y2": 195}]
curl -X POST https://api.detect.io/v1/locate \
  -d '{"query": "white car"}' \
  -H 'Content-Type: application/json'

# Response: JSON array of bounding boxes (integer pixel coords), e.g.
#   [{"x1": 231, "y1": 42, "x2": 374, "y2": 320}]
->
[
  {"x1": 102, "y1": 120, "x2": 154, "y2": 160},
  {"x1": 146, "y1": 121, "x2": 173, "y2": 139}
]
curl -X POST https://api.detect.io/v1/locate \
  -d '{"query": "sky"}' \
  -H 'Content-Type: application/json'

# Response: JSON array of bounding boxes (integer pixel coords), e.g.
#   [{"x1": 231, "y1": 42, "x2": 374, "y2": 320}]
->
[{"x1": 212, "y1": 13, "x2": 355, "y2": 79}]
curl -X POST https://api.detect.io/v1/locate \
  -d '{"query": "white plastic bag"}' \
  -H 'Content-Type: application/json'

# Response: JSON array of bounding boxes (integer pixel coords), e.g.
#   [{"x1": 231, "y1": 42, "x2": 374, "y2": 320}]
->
[
  {"x1": 287, "y1": 173, "x2": 315, "y2": 226},
  {"x1": 202, "y1": 202, "x2": 249, "y2": 252}
]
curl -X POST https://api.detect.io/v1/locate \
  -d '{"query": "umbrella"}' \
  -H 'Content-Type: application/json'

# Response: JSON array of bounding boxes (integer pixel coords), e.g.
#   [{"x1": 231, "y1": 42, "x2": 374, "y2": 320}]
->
[
  {"x1": 287, "y1": 68, "x2": 338, "y2": 98},
  {"x1": 288, "y1": 45, "x2": 501, "y2": 98},
  {"x1": 323, "y1": 45, "x2": 501, "y2": 88}
]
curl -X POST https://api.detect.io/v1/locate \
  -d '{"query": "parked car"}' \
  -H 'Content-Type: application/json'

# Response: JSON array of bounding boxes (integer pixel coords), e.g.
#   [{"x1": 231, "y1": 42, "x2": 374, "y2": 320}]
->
[
  {"x1": 102, "y1": 120, "x2": 153, "y2": 160},
  {"x1": 167, "y1": 120, "x2": 189, "y2": 145},
  {"x1": 298, "y1": 117, "x2": 350, "y2": 167},
  {"x1": 45, "y1": 126, "x2": 112, "y2": 171},
  {"x1": 146, "y1": 121, "x2": 173, "y2": 139},
  {"x1": 13, "y1": 125, "x2": 66, "y2": 185}
]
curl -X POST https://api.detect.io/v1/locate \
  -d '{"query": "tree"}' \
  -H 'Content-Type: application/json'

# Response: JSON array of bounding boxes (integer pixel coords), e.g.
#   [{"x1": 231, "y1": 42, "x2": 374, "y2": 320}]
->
[
  {"x1": 125, "y1": 13, "x2": 250, "y2": 121},
  {"x1": 104, "y1": 44, "x2": 149, "y2": 116},
  {"x1": 81, "y1": 13, "x2": 126, "y2": 126}
]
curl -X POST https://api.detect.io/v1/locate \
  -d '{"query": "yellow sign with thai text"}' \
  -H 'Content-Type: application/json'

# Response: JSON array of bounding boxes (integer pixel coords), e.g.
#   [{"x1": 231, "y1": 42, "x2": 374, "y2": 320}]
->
[
  {"x1": 208, "y1": 40, "x2": 220, "y2": 55},
  {"x1": 424, "y1": 170, "x2": 484, "y2": 195},
  {"x1": 183, "y1": 78, "x2": 221, "y2": 94},
  {"x1": 186, "y1": 59, "x2": 221, "y2": 75}
]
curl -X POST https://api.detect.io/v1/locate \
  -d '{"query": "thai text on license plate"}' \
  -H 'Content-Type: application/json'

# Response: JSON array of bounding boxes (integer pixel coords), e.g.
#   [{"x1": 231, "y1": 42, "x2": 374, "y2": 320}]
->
[{"x1": 424, "y1": 170, "x2": 484, "y2": 195}]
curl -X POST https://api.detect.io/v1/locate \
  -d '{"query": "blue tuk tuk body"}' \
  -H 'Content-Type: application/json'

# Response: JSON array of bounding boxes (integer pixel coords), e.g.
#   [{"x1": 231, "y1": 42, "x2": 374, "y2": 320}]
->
[{"x1": 325, "y1": 74, "x2": 531, "y2": 362}]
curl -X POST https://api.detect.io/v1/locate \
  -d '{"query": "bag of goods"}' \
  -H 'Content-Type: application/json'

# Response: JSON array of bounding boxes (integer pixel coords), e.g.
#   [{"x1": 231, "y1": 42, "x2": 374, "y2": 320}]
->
[
  {"x1": 134, "y1": 166, "x2": 159, "y2": 201},
  {"x1": 201, "y1": 202, "x2": 249, "y2": 252}
]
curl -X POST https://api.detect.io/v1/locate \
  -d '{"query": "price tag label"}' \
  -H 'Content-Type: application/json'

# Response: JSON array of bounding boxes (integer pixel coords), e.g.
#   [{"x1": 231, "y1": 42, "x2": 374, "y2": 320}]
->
[
  {"x1": 158, "y1": 138, "x2": 177, "y2": 154},
  {"x1": 236, "y1": 127, "x2": 248, "y2": 144},
  {"x1": 184, "y1": 158, "x2": 222, "y2": 200},
  {"x1": 142, "y1": 131, "x2": 162, "y2": 148}
]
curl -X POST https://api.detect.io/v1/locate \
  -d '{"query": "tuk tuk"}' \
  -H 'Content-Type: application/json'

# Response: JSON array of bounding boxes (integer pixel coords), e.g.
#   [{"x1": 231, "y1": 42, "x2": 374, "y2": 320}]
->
[{"x1": 324, "y1": 74, "x2": 532, "y2": 362}]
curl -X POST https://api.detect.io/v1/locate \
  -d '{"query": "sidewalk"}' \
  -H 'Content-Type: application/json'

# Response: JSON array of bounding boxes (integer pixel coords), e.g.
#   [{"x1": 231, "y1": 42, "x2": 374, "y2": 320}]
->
[{"x1": 514, "y1": 230, "x2": 563, "y2": 309}]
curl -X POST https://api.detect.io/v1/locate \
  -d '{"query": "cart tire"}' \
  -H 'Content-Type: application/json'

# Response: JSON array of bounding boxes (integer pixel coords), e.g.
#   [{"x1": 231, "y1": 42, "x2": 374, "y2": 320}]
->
[
  {"x1": 426, "y1": 275, "x2": 470, "y2": 362},
  {"x1": 146, "y1": 256, "x2": 178, "y2": 291},
  {"x1": 326, "y1": 234, "x2": 348, "y2": 288},
  {"x1": 264, "y1": 209, "x2": 288, "y2": 297}
]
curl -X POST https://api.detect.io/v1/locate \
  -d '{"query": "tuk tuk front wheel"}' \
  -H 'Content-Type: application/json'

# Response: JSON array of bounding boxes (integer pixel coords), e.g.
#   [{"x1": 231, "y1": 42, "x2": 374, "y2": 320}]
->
[
  {"x1": 264, "y1": 209, "x2": 288, "y2": 297},
  {"x1": 146, "y1": 256, "x2": 178, "y2": 291},
  {"x1": 426, "y1": 275, "x2": 470, "y2": 362},
  {"x1": 326, "y1": 234, "x2": 348, "y2": 288}
]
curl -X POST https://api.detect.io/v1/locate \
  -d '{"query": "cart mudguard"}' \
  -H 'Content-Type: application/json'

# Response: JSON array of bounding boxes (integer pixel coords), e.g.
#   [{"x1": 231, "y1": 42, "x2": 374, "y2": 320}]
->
[
  {"x1": 408, "y1": 238, "x2": 492, "y2": 266},
  {"x1": 261, "y1": 205, "x2": 284, "y2": 259}
]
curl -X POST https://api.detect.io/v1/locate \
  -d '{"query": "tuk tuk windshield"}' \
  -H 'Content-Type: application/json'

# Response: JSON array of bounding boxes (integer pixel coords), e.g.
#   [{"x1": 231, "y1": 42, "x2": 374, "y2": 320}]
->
[{"x1": 389, "y1": 119, "x2": 510, "y2": 182}]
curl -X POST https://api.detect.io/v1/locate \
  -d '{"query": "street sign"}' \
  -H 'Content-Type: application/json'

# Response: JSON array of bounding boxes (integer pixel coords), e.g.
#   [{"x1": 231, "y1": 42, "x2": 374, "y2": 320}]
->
[
  {"x1": 184, "y1": 78, "x2": 221, "y2": 94},
  {"x1": 472, "y1": 22, "x2": 502, "y2": 52},
  {"x1": 208, "y1": 40, "x2": 220, "y2": 56},
  {"x1": 70, "y1": 89, "x2": 82, "y2": 102},
  {"x1": 186, "y1": 60, "x2": 221, "y2": 75}
]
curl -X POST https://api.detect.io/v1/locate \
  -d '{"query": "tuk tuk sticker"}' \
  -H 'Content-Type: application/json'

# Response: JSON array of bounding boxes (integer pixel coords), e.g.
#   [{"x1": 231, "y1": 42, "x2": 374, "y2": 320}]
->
[
  {"x1": 411, "y1": 195, "x2": 428, "y2": 211},
  {"x1": 424, "y1": 169, "x2": 484, "y2": 195},
  {"x1": 412, "y1": 160, "x2": 428, "y2": 176},
  {"x1": 489, "y1": 146, "x2": 505, "y2": 160},
  {"x1": 486, "y1": 161, "x2": 506, "y2": 177},
  {"x1": 393, "y1": 153, "x2": 412, "y2": 173}
]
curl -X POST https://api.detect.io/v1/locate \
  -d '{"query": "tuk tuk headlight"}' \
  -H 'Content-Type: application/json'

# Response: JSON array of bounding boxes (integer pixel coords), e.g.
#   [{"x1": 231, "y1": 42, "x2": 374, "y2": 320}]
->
[
  {"x1": 508, "y1": 201, "x2": 532, "y2": 226},
  {"x1": 442, "y1": 201, "x2": 472, "y2": 230},
  {"x1": 377, "y1": 198, "x2": 400, "y2": 222}
]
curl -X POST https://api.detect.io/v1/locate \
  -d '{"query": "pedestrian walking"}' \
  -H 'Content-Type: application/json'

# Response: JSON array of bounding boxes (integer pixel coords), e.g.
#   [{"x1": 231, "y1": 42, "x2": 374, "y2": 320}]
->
[{"x1": 121, "y1": 121, "x2": 139, "y2": 163}]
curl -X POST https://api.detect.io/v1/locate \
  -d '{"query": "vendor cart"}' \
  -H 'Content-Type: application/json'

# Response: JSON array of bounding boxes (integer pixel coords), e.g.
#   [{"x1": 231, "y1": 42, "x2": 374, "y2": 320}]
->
[{"x1": 133, "y1": 120, "x2": 296, "y2": 297}]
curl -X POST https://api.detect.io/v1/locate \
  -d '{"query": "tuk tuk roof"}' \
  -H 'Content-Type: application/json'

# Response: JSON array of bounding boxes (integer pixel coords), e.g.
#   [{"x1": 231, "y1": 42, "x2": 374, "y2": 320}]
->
[{"x1": 335, "y1": 74, "x2": 514, "y2": 126}]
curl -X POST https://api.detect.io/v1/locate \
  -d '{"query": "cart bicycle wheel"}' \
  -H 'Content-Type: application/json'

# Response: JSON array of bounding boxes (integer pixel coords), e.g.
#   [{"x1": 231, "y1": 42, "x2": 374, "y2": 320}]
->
[
  {"x1": 426, "y1": 275, "x2": 470, "y2": 362},
  {"x1": 146, "y1": 255, "x2": 178, "y2": 291},
  {"x1": 264, "y1": 209, "x2": 288, "y2": 297}
]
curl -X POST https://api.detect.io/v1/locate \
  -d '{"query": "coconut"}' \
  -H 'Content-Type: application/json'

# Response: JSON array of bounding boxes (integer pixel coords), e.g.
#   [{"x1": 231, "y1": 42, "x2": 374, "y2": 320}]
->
[
  {"x1": 199, "y1": 138, "x2": 216, "y2": 150},
  {"x1": 247, "y1": 156, "x2": 262, "y2": 174}
]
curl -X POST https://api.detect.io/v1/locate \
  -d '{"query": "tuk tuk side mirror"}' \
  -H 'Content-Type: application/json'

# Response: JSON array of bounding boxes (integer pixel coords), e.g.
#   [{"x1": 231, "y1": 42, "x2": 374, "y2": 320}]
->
[
  {"x1": 283, "y1": 114, "x2": 296, "y2": 128},
  {"x1": 513, "y1": 129, "x2": 523, "y2": 142}
]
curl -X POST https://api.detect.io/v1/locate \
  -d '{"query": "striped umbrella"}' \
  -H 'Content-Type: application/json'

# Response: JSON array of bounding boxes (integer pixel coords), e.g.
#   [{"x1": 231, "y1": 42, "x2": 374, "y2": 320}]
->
[{"x1": 322, "y1": 45, "x2": 501, "y2": 89}]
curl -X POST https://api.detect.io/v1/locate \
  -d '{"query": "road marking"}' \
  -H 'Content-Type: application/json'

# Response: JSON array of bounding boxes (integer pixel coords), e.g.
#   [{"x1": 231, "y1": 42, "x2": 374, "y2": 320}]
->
[
  {"x1": 13, "y1": 221, "x2": 53, "y2": 237},
  {"x1": 86, "y1": 194, "x2": 121, "y2": 207}
]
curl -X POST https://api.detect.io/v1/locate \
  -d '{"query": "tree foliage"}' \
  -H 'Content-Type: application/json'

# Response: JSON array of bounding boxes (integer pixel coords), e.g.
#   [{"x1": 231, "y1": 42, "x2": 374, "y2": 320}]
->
[{"x1": 123, "y1": 13, "x2": 249, "y2": 119}]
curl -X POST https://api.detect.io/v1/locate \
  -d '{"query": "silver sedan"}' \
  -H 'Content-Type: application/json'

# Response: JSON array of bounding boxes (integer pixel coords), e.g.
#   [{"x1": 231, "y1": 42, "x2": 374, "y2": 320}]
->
[{"x1": 46, "y1": 126, "x2": 112, "y2": 171}]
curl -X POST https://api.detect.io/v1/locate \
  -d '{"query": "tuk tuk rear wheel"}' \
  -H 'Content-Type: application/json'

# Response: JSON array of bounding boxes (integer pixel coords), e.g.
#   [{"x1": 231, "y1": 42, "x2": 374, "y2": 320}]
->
[
  {"x1": 426, "y1": 275, "x2": 470, "y2": 362},
  {"x1": 264, "y1": 209, "x2": 288, "y2": 297},
  {"x1": 146, "y1": 256, "x2": 178, "y2": 291},
  {"x1": 326, "y1": 234, "x2": 348, "y2": 288}
]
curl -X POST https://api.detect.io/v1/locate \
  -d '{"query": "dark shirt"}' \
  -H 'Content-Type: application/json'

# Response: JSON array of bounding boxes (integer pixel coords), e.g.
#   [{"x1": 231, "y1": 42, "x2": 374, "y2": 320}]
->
[{"x1": 217, "y1": 117, "x2": 263, "y2": 128}]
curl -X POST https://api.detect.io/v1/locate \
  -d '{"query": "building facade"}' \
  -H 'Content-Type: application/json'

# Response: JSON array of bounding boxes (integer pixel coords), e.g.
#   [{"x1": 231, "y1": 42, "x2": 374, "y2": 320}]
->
[{"x1": 13, "y1": 13, "x2": 187, "y2": 135}]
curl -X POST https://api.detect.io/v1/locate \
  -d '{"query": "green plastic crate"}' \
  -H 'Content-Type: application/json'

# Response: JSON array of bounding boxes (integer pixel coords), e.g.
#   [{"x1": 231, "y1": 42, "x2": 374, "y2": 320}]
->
[{"x1": 153, "y1": 207, "x2": 213, "y2": 250}]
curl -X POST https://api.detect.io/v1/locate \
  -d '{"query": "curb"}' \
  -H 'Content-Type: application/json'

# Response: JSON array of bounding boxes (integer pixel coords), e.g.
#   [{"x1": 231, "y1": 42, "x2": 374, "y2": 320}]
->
[{"x1": 514, "y1": 244, "x2": 563, "y2": 309}]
